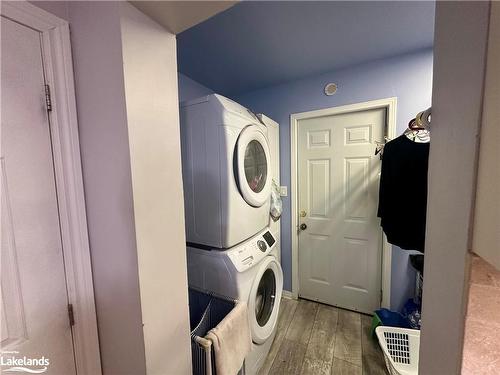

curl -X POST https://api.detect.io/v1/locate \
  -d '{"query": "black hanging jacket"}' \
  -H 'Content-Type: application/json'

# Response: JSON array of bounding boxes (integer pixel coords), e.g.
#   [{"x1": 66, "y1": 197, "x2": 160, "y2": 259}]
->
[{"x1": 377, "y1": 135, "x2": 430, "y2": 252}]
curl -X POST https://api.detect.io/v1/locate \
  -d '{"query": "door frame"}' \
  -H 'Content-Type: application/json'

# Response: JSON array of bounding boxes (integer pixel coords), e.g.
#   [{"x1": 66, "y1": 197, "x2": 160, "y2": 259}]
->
[
  {"x1": 1, "y1": 2, "x2": 102, "y2": 374},
  {"x1": 290, "y1": 97, "x2": 397, "y2": 309}
]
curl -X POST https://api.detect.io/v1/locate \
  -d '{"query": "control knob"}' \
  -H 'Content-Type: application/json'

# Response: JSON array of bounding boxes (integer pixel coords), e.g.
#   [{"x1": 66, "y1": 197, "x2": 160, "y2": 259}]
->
[{"x1": 257, "y1": 240, "x2": 267, "y2": 252}]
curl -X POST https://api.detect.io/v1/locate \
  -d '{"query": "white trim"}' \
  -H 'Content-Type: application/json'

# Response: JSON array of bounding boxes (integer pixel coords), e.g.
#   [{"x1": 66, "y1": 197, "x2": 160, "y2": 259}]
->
[
  {"x1": 281, "y1": 290, "x2": 295, "y2": 300},
  {"x1": 1, "y1": 3, "x2": 102, "y2": 374},
  {"x1": 290, "y1": 97, "x2": 397, "y2": 309}
]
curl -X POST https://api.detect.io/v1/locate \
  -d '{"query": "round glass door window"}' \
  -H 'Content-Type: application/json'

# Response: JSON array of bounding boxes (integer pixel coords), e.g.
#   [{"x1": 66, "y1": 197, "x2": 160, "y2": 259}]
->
[
  {"x1": 244, "y1": 140, "x2": 268, "y2": 193},
  {"x1": 255, "y1": 268, "x2": 276, "y2": 327}
]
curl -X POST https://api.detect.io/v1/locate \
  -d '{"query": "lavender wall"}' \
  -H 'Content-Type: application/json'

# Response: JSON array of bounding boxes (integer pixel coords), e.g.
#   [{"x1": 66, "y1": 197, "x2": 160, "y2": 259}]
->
[
  {"x1": 234, "y1": 49, "x2": 433, "y2": 310},
  {"x1": 31, "y1": 2, "x2": 147, "y2": 374},
  {"x1": 30, "y1": 1, "x2": 69, "y2": 19}
]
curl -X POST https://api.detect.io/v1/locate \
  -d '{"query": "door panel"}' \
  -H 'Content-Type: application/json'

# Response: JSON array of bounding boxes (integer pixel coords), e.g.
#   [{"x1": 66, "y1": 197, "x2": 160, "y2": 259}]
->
[
  {"x1": 345, "y1": 157, "x2": 370, "y2": 220},
  {"x1": 298, "y1": 108, "x2": 384, "y2": 313},
  {"x1": 236, "y1": 126, "x2": 271, "y2": 207},
  {"x1": 308, "y1": 159, "x2": 330, "y2": 218},
  {"x1": 1, "y1": 16, "x2": 77, "y2": 374}
]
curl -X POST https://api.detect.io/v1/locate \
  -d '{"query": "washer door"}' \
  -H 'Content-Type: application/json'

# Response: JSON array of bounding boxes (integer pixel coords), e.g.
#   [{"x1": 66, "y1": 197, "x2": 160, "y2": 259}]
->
[
  {"x1": 249, "y1": 256, "x2": 283, "y2": 344},
  {"x1": 236, "y1": 125, "x2": 271, "y2": 207}
]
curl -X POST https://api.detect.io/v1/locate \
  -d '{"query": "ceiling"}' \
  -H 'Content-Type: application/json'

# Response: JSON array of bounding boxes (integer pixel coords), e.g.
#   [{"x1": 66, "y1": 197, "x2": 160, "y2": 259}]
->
[
  {"x1": 177, "y1": 1, "x2": 435, "y2": 96},
  {"x1": 130, "y1": 1, "x2": 238, "y2": 34}
]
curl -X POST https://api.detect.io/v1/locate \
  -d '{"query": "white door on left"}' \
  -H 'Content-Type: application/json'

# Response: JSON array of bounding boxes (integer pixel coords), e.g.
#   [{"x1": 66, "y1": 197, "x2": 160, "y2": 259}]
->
[{"x1": 1, "y1": 16, "x2": 77, "y2": 374}]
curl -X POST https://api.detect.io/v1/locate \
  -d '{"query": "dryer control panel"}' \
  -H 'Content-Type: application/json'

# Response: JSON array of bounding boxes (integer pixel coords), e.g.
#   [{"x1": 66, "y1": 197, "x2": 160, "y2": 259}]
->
[{"x1": 227, "y1": 230, "x2": 276, "y2": 272}]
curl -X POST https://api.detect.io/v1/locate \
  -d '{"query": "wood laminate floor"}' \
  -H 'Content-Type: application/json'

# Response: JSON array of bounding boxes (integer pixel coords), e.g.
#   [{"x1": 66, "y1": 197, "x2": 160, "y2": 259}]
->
[{"x1": 259, "y1": 298, "x2": 388, "y2": 375}]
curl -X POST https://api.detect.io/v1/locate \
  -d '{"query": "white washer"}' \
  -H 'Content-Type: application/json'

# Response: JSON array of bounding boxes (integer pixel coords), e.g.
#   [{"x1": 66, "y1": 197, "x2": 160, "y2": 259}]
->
[
  {"x1": 187, "y1": 227, "x2": 283, "y2": 374},
  {"x1": 181, "y1": 94, "x2": 272, "y2": 249}
]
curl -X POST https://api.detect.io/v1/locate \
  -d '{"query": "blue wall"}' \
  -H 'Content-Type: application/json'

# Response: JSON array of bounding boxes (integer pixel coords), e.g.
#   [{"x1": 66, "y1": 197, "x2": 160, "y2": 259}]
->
[{"x1": 234, "y1": 49, "x2": 433, "y2": 310}]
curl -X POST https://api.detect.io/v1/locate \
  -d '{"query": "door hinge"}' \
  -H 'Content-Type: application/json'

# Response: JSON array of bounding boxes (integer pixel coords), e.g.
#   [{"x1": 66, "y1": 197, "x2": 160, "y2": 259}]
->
[
  {"x1": 44, "y1": 84, "x2": 52, "y2": 112},
  {"x1": 68, "y1": 303, "x2": 75, "y2": 327},
  {"x1": 380, "y1": 290, "x2": 383, "y2": 303}
]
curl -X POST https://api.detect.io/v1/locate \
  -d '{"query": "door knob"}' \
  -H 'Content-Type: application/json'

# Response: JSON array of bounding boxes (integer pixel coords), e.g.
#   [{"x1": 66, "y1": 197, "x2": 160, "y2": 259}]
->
[
  {"x1": 300, "y1": 223, "x2": 307, "y2": 231},
  {"x1": 300, "y1": 210, "x2": 307, "y2": 217}
]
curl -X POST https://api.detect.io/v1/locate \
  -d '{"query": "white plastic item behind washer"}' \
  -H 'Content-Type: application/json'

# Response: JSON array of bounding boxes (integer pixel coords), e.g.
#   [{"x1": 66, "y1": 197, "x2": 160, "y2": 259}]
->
[{"x1": 258, "y1": 113, "x2": 281, "y2": 263}]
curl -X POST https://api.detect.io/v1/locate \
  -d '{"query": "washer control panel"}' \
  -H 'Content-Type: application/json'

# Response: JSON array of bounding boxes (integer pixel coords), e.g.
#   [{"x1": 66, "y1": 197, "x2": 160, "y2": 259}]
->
[
  {"x1": 257, "y1": 240, "x2": 267, "y2": 252},
  {"x1": 227, "y1": 230, "x2": 275, "y2": 272}
]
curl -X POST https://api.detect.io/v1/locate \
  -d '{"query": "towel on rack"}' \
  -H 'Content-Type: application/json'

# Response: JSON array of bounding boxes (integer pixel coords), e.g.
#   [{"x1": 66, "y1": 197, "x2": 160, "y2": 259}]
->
[{"x1": 206, "y1": 301, "x2": 251, "y2": 375}]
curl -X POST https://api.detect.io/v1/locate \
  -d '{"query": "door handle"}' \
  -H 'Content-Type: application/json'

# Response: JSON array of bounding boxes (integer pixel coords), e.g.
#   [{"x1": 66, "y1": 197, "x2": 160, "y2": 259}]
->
[{"x1": 300, "y1": 223, "x2": 307, "y2": 231}]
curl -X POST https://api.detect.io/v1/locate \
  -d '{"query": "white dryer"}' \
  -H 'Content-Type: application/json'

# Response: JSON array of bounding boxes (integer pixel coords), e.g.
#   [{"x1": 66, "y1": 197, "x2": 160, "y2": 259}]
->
[
  {"x1": 181, "y1": 94, "x2": 272, "y2": 249},
  {"x1": 187, "y1": 227, "x2": 283, "y2": 374}
]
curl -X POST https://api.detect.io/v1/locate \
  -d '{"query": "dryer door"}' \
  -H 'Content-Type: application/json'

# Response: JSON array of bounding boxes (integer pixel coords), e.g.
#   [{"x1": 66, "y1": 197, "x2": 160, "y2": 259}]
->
[
  {"x1": 236, "y1": 125, "x2": 272, "y2": 207},
  {"x1": 248, "y1": 256, "x2": 283, "y2": 344}
]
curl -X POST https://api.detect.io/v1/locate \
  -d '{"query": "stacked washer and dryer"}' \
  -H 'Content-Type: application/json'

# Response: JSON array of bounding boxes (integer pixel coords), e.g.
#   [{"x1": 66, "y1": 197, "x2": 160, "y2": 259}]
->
[{"x1": 180, "y1": 94, "x2": 283, "y2": 375}]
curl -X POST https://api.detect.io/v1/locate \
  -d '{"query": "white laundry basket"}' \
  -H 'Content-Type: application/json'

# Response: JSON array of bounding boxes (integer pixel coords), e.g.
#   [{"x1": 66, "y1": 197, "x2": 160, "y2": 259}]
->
[{"x1": 375, "y1": 326, "x2": 420, "y2": 375}]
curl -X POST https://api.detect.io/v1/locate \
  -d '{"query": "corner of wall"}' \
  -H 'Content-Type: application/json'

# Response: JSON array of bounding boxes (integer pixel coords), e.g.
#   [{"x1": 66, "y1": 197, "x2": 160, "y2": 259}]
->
[{"x1": 120, "y1": 3, "x2": 192, "y2": 374}]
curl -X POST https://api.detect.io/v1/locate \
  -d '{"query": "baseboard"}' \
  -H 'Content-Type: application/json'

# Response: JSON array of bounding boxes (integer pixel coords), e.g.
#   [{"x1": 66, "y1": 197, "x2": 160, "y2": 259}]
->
[{"x1": 281, "y1": 290, "x2": 295, "y2": 299}]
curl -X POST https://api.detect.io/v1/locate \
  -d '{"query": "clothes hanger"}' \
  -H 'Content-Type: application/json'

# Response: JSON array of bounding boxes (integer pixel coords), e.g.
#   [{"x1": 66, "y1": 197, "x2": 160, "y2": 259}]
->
[
  {"x1": 408, "y1": 118, "x2": 425, "y2": 130},
  {"x1": 375, "y1": 136, "x2": 392, "y2": 159},
  {"x1": 420, "y1": 107, "x2": 432, "y2": 128},
  {"x1": 405, "y1": 110, "x2": 431, "y2": 143}
]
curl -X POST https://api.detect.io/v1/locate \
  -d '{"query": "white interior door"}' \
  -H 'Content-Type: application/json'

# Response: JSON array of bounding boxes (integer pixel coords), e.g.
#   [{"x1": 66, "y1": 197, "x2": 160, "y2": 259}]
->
[
  {"x1": 1, "y1": 16, "x2": 77, "y2": 374},
  {"x1": 297, "y1": 107, "x2": 385, "y2": 313}
]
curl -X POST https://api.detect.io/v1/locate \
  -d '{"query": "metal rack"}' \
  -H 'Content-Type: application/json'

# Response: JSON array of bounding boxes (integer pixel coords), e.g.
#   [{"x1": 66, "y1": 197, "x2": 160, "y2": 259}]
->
[{"x1": 189, "y1": 288, "x2": 243, "y2": 375}]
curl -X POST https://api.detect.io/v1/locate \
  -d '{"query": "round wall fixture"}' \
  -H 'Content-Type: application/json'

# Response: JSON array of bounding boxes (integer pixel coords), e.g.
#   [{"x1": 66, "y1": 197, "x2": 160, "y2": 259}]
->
[{"x1": 324, "y1": 83, "x2": 337, "y2": 96}]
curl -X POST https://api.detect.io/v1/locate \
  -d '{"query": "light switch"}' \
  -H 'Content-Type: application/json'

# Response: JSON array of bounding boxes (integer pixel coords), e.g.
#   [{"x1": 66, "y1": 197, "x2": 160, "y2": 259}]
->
[{"x1": 280, "y1": 186, "x2": 288, "y2": 197}]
